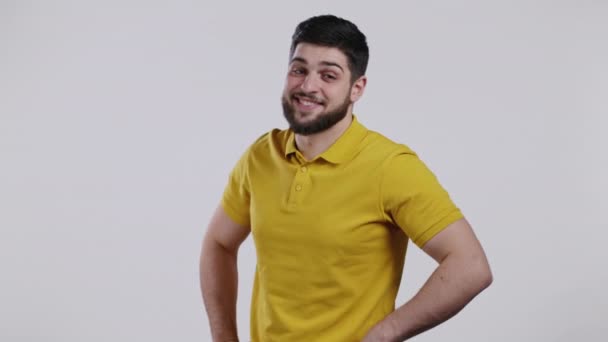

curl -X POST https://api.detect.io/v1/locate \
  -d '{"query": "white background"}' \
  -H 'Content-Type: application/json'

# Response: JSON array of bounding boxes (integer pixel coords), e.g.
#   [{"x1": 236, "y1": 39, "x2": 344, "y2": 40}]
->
[{"x1": 1, "y1": 1, "x2": 606, "y2": 341}]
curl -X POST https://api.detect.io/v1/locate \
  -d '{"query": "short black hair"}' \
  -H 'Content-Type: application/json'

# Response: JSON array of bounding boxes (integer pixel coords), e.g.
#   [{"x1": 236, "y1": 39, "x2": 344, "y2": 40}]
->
[{"x1": 290, "y1": 15, "x2": 369, "y2": 83}]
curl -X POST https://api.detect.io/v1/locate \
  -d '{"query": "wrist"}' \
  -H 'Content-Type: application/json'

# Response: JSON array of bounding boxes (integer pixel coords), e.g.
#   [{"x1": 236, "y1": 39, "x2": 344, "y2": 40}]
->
[
  {"x1": 383, "y1": 315, "x2": 404, "y2": 341},
  {"x1": 369, "y1": 318, "x2": 400, "y2": 342}
]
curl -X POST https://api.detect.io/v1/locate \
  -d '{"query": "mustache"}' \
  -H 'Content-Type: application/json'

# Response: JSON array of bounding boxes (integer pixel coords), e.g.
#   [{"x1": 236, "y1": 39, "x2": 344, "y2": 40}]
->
[{"x1": 291, "y1": 92, "x2": 325, "y2": 104}]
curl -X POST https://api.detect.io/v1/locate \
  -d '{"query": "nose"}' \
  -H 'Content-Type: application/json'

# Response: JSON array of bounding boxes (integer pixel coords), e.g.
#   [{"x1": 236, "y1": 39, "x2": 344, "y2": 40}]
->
[{"x1": 300, "y1": 74, "x2": 320, "y2": 93}]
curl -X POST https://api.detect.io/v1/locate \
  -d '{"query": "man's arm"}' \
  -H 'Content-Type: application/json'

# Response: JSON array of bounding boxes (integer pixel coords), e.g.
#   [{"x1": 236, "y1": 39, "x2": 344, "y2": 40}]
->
[
  {"x1": 363, "y1": 218, "x2": 493, "y2": 342},
  {"x1": 200, "y1": 204, "x2": 250, "y2": 342}
]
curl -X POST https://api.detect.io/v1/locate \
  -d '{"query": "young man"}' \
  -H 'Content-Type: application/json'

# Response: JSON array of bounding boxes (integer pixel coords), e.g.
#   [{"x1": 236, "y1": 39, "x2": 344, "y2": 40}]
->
[{"x1": 200, "y1": 15, "x2": 492, "y2": 342}]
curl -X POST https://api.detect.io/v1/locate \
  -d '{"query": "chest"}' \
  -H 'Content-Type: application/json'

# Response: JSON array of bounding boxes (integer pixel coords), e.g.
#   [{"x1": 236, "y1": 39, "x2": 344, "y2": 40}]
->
[{"x1": 248, "y1": 160, "x2": 394, "y2": 261}]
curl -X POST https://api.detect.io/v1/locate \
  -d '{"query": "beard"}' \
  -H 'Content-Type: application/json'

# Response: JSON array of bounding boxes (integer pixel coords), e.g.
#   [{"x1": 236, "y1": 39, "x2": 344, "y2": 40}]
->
[{"x1": 282, "y1": 91, "x2": 352, "y2": 136}]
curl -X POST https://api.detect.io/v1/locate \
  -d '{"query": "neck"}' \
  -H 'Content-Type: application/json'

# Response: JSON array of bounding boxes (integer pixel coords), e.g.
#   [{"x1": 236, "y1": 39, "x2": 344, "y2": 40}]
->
[{"x1": 295, "y1": 113, "x2": 353, "y2": 161}]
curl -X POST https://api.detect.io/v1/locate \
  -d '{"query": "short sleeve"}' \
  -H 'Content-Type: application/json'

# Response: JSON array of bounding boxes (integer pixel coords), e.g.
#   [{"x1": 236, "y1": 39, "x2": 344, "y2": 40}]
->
[
  {"x1": 380, "y1": 149, "x2": 463, "y2": 248},
  {"x1": 221, "y1": 147, "x2": 252, "y2": 228}
]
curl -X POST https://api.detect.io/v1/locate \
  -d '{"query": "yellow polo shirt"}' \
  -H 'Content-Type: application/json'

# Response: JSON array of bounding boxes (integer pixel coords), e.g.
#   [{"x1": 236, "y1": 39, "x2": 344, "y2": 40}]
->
[{"x1": 221, "y1": 115, "x2": 463, "y2": 341}]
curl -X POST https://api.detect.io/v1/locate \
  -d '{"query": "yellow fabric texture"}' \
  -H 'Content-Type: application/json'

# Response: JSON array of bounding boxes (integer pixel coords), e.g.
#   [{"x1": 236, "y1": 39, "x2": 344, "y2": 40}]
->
[{"x1": 221, "y1": 115, "x2": 463, "y2": 341}]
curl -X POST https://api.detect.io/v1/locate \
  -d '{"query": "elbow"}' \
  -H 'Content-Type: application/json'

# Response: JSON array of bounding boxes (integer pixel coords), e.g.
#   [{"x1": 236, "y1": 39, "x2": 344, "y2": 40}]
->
[
  {"x1": 473, "y1": 257, "x2": 493, "y2": 292},
  {"x1": 479, "y1": 266, "x2": 493, "y2": 290},
  {"x1": 458, "y1": 251, "x2": 493, "y2": 294}
]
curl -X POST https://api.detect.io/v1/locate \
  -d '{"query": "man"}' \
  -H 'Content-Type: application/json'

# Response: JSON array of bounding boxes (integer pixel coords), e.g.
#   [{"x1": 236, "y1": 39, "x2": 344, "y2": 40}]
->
[{"x1": 200, "y1": 15, "x2": 492, "y2": 342}]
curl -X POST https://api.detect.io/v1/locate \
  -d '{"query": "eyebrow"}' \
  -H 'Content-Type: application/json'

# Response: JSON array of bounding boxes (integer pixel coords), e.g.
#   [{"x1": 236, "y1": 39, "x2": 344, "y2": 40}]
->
[{"x1": 290, "y1": 57, "x2": 344, "y2": 72}]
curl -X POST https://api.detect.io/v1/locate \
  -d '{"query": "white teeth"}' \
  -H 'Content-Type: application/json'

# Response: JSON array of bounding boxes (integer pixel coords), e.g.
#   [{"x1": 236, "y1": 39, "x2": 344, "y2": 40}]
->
[{"x1": 297, "y1": 97, "x2": 319, "y2": 106}]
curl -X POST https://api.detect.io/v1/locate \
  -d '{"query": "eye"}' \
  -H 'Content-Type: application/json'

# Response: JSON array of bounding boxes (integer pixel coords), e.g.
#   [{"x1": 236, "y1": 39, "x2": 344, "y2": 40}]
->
[
  {"x1": 322, "y1": 73, "x2": 337, "y2": 81},
  {"x1": 290, "y1": 67, "x2": 306, "y2": 76}
]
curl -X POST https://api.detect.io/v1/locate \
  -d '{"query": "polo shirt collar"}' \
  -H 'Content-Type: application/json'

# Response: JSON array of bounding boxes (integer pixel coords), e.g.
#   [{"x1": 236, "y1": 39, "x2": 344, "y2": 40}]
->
[
  {"x1": 284, "y1": 114, "x2": 368, "y2": 164},
  {"x1": 285, "y1": 129, "x2": 298, "y2": 157}
]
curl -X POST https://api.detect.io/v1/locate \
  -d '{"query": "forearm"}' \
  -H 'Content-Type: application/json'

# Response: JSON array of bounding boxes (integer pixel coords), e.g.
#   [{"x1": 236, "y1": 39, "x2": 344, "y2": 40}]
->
[
  {"x1": 200, "y1": 238, "x2": 240, "y2": 342},
  {"x1": 370, "y1": 253, "x2": 492, "y2": 341}
]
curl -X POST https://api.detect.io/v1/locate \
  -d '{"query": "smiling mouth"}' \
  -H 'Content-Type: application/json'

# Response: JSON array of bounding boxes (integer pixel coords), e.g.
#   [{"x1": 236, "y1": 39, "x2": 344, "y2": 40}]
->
[
  {"x1": 293, "y1": 94, "x2": 325, "y2": 107},
  {"x1": 294, "y1": 98, "x2": 323, "y2": 114}
]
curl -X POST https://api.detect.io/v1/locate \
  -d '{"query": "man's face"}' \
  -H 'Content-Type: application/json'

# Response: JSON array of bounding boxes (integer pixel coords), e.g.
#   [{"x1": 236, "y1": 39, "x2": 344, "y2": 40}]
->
[{"x1": 282, "y1": 43, "x2": 363, "y2": 135}]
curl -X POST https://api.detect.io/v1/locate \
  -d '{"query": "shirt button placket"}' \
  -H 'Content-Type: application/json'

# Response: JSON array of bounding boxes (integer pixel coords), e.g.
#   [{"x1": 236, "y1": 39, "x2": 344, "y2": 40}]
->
[
  {"x1": 290, "y1": 164, "x2": 309, "y2": 205},
  {"x1": 295, "y1": 166, "x2": 306, "y2": 192}
]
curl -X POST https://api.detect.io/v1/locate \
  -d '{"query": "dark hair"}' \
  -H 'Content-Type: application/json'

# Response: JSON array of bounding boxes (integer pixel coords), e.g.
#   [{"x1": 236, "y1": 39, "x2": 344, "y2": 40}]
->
[{"x1": 290, "y1": 15, "x2": 369, "y2": 83}]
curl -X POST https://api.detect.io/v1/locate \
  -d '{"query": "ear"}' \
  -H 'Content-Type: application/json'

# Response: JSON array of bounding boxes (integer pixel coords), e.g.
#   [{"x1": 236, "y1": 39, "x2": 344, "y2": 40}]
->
[{"x1": 350, "y1": 76, "x2": 367, "y2": 102}]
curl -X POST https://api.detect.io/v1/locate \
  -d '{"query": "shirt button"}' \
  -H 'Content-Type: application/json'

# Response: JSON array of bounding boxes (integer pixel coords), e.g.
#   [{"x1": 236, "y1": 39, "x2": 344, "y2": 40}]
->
[
  {"x1": 301, "y1": 166, "x2": 307, "y2": 172},
  {"x1": 295, "y1": 184, "x2": 302, "y2": 191}
]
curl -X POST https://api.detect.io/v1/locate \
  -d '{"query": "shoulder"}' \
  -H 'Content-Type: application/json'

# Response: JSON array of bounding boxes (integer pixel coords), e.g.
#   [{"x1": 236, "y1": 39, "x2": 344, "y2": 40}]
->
[
  {"x1": 240, "y1": 127, "x2": 290, "y2": 162},
  {"x1": 360, "y1": 129, "x2": 418, "y2": 164}
]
